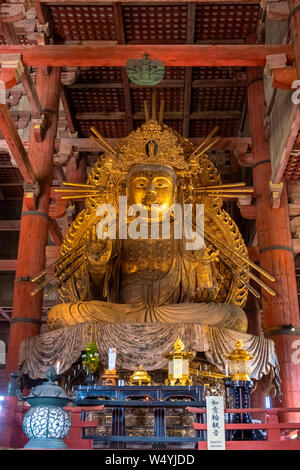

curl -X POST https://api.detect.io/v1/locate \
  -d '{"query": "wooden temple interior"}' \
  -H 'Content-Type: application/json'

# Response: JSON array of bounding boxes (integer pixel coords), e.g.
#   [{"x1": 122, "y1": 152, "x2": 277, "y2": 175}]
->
[{"x1": 0, "y1": 0, "x2": 300, "y2": 450}]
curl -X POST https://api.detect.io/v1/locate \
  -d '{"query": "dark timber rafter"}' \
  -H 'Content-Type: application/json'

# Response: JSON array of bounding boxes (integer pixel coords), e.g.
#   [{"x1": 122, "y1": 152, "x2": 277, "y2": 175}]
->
[
  {"x1": 113, "y1": 2, "x2": 134, "y2": 133},
  {"x1": 183, "y1": 3, "x2": 196, "y2": 137}
]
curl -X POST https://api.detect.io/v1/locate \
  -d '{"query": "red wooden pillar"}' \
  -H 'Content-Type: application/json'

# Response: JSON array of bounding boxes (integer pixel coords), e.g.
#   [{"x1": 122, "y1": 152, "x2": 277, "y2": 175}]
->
[
  {"x1": 247, "y1": 68, "x2": 300, "y2": 420},
  {"x1": 5, "y1": 67, "x2": 61, "y2": 376}
]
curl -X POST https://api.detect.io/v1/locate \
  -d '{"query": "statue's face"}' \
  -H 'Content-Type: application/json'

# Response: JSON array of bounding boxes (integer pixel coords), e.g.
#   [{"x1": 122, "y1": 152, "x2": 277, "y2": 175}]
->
[{"x1": 127, "y1": 166, "x2": 175, "y2": 210}]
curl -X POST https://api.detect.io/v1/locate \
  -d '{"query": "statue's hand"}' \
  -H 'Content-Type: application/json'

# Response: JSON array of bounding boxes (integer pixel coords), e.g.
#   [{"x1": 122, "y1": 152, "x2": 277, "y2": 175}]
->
[{"x1": 85, "y1": 226, "x2": 112, "y2": 270}]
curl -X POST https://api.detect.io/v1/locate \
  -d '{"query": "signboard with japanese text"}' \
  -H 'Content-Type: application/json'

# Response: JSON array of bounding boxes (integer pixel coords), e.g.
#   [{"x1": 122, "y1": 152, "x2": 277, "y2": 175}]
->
[
  {"x1": 206, "y1": 396, "x2": 226, "y2": 450},
  {"x1": 108, "y1": 348, "x2": 116, "y2": 371}
]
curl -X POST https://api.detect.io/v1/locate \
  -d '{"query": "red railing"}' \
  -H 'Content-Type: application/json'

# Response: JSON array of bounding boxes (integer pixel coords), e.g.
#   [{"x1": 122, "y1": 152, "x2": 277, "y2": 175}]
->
[
  {"x1": 64, "y1": 405, "x2": 104, "y2": 449},
  {"x1": 187, "y1": 407, "x2": 300, "y2": 450}
]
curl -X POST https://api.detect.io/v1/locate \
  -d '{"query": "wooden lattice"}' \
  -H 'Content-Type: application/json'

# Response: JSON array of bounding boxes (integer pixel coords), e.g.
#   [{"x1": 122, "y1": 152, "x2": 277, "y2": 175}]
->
[
  {"x1": 191, "y1": 87, "x2": 246, "y2": 112},
  {"x1": 131, "y1": 87, "x2": 184, "y2": 113},
  {"x1": 76, "y1": 67, "x2": 123, "y2": 84},
  {"x1": 48, "y1": 5, "x2": 117, "y2": 42},
  {"x1": 189, "y1": 119, "x2": 240, "y2": 137},
  {"x1": 195, "y1": 4, "x2": 260, "y2": 41},
  {"x1": 123, "y1": 5, "x2": 188, "y2": 42},
  {"x1": 77, "y1": 120, "x2": 128, "y2": 139},
  {"x1": 70, "y1": 88, "x2": 125, "y2": 113}
]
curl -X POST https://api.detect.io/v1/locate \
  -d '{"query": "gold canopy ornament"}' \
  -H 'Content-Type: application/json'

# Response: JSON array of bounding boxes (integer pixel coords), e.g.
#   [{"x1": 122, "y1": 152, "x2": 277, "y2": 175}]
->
[{"x1": 129, "y1": 365, "x2": 152, "y2": 386}]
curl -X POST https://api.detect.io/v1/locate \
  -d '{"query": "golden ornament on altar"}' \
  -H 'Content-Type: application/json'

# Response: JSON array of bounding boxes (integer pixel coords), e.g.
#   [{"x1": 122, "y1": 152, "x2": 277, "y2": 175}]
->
[
  {"x1": 164, "y1": 336, "x2": 194, "y2": 386},
  {"x1": 226, "y1": 340, "x2": 253, "y2": 382},
  {"x1": 129, "y1": 365, "x2": 152, "y2": 386}
]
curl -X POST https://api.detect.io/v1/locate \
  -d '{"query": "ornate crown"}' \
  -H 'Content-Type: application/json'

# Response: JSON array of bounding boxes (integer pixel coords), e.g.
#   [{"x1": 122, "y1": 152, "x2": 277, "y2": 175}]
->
[{"x1": 115, "y1": 120, "x2": 190, "y2": 172}]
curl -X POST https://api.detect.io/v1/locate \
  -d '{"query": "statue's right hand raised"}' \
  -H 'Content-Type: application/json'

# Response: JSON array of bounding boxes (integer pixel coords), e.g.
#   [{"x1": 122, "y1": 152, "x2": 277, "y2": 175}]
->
[{"x1": 85, "y1": 225, "x2": 112, "y2": 269}]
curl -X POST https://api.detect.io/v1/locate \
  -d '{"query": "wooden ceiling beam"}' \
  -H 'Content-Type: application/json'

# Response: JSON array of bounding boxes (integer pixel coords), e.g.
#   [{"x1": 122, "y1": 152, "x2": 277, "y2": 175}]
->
[
  {"x1": 113, "y1": 2, "x2": 134, "y2": 133},
  {"x1": 0, "y1": 104, "x2": 36, "y2": 184},
  {"x1": 0, "y1": 44, "x2": 294, "y2": 67},
  {"x1": 0, "y1": 220, "x2": 20, "y2": 230},
  {"x1": 36, "y1": 0, "x2": 260, "y2": 4},
  {"x1": 183, "y1": 3, "x2": 196, "y2": 137},
  {"x1": 61, "y1": 87, "x2": 76, "y2": 135},
  {"x1": 68, "y1": 79, "x2": 247, "y2": 89},
  {"x1": 0, "y1": 260, "x2": 17, "y2": 271},
  {"x1": 75, "y1": 110, "x2": 241, "y2": 120},
  {"x1": 0, "y1": 136, "x2": 251, "y2": 153}
]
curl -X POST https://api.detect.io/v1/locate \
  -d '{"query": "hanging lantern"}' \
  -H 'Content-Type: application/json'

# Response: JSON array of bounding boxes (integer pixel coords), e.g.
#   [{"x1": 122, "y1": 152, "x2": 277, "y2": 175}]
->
[
  {"x1": 226, "y1": 340, "x2": 253, "y2": 382},
  {"x1": 164, "y1": 336, "x2": 193, "y2": 386}
]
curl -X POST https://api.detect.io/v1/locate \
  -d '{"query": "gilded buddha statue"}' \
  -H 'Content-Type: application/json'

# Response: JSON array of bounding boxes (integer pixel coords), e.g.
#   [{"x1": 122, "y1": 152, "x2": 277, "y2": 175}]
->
[{"x1": 33, "y1": 114, "x2": 275, "y2": 334}]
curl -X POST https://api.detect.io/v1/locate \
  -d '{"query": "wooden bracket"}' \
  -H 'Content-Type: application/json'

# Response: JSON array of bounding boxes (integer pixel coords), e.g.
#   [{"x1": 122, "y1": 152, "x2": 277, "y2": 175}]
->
[
  {"x1": 61, "y1": 67, "x2": 79, "y2": 86},
  {"x1": 267, "y1": 1, "x2": 289, "y2": 21},
  {"x1": 23, "y1": 180, "x2": 40, "y2": 211},
  {"x1": 265, "y1": 53, "x2": 287, "y2": 78},
  {"x1": 272, "y1": 67, "x2": 297, "y2": 89},
  {"x1": 269, "y1": 180, "x2": 283, "y2": 209},
  {"x1": 234, "y1": 147, "x2": 254, "y2": 167},
  {"x1": 0, "y1": 53, "x2": 24, "y2": 89},
  {"x1": 54, "y1": 140, "x2": 78, "y2": 167},
  {"x1": 0, "y1": 3, "x2": 26, "y2": 24},
  {"x1": 32, "y1": 113, "x2": 48, "y2": 142},
  {"x1": 37, "y1": 22, "x2": 51, "y2": 38},
  {"x1": 66, "y1": 204, "x2": 76, "y2": 226},
  {"x1": 238, "y1": 203, "x2": 257, "y2": 220}
]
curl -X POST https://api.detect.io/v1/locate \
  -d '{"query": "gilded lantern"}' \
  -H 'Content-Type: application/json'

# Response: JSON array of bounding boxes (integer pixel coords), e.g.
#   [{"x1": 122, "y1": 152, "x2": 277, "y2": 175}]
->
[
  {"x1": 226, "y1": 340, "x2": 253, "y2": 382},
  {"x1": 164, "y1": 336, "x2": 194, "y2": 386}
]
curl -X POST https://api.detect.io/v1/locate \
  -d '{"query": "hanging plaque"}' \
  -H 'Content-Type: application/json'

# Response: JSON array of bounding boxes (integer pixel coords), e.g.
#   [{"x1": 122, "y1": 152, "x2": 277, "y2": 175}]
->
[{"x1": 126, "y1": 54, "x2": 165, "y2": 86}]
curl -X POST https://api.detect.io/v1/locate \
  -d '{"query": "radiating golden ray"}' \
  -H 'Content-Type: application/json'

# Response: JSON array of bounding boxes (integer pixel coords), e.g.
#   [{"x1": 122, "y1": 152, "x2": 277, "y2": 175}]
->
[
  {"x1": 31, "y1": 251, "x2": 85, "y2": 296},
  {"x1": 194, "y1": 137, "x2": 220, "y2": 158},
  {"x1": 45, "y1": 259, "x2": 85, "y2": 297},
  {"x1": 203, "y1": 226, "x2": 276, "y2": 283},
  {"x1": 200, "y1": 182, "x2": 246, "y2": 189},
  {"x1": 196, "y1": 188, "x2": 253, "y2": 193},
  {"x1": 191, "y1": 126, "x2": 220, "y2": 157},
  {"x1": 204, "y1": 194, "x2": 248, "y2": 198},
  {"x1": 30, "y1": 242, "x2": 85, "y2": 284},
  {"x1": 90, "y1": 127, "x2": 116, "y2": 155},
  {"x1": 62, "y1": 182, "x2": 98, "y2": 189},
  {"x1": 54, "y1": 189, "x2": 102, "y2": 193},
  {"x1": 60, "y1": 194, "x2": 102, "y2": 200}
]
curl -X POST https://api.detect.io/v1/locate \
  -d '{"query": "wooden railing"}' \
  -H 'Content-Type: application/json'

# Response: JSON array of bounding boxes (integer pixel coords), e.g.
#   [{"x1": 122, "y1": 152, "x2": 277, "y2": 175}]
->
[
  {"x1": 187, "y1": 407, "x2": 300, "y2": 450},
  {"x1": 64, "y1": 405, "x2": 104, "y2": 449}
]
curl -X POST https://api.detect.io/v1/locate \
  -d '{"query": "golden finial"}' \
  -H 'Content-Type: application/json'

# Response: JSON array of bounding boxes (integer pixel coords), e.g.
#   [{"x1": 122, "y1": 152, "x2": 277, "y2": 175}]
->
[{"x1": 174, "y1": 335, "x2": 185, "y2": 353}]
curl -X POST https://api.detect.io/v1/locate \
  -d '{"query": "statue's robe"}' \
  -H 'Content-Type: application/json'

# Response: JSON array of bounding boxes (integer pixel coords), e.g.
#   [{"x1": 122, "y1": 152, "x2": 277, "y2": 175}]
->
[{"x1": 48, "y1": 238, "x2": 248, "y2": 332}]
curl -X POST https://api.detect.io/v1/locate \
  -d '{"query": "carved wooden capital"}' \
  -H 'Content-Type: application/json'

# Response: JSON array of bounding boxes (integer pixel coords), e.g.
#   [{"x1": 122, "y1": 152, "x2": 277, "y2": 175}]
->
[
  {"x1": 61, "y1": 67, "x2": 79, "y2": 86},
  {"x1": 32, "y1": 114, "x2": 49, "y2": 142},
  {"x1": 23, "y1": 180, "x2": 40, "y2": 211},
  {"x1": 269, "y1": 180, "x2": 284, "y2": 209},
  {"x1": 264, "y1": 53, "x2": 287, "y2": 78},
  {"x1": 0, "y1": 54, "x2": 24, "y2": 89},
  {"x1": 0, "y1": 3, "x2": 26, "y2": 23}
]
